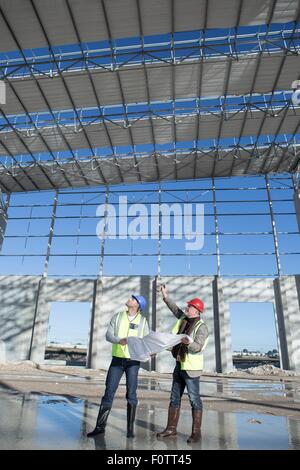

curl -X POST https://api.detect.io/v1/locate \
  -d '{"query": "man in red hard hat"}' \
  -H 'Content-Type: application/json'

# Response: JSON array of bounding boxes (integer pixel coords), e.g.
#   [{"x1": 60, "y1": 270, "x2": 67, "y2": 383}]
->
[{"x1": 156, "y1": 284, "x2": 209, "y2": 443}]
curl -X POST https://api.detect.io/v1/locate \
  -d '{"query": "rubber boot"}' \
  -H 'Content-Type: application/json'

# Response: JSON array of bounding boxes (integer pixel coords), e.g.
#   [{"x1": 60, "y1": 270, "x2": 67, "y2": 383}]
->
[
  {"x1": 87, "y1": 405, "x2": 111, "y2": 437},
  {"x1": 127, "y1": 403, "x2": 137, "y2": 438},
  {"x1": 156, "y1": 406, "x2": 180, "y2": 438},
  {"x1": 187, "y1": 409, "x2": 202, "y2": 443}
]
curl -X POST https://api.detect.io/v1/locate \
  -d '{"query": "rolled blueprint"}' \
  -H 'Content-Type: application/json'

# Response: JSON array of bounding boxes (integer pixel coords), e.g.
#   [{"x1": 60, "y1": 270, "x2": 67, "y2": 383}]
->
[{"x1": 127, "y1": 331, "x2": 191, "y2": 362}]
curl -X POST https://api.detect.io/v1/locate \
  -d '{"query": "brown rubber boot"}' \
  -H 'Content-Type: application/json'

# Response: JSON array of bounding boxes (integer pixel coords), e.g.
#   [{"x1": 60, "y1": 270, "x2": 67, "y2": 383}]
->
[
  {"x1": 187, "y1": 409, "x2": 202, "y2": 443},
  {"x1": 157, "y1": 406, "x2": 180, "y2": 438}
]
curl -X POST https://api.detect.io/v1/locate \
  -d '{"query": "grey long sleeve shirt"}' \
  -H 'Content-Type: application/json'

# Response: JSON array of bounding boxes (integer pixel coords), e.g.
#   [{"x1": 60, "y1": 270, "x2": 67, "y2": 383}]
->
[
  {"x1": 163, "y1": 296, "x2": 209, "y2": 376},
  {"x1": 106, "y1": 312, "x2": 149, "y2": 344}
]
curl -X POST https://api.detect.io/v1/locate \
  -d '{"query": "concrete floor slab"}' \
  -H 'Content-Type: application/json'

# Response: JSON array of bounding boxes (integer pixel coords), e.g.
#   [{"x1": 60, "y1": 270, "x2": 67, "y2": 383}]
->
[{"x1": 0, "y1": 370, "x2": 300, "y2": 450}]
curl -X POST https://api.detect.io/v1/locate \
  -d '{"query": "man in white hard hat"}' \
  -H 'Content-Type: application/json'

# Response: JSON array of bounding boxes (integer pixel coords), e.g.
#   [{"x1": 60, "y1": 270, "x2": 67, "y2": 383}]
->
[{"x1": 87, "y1": 295, "x2": 149, "y2": 439}]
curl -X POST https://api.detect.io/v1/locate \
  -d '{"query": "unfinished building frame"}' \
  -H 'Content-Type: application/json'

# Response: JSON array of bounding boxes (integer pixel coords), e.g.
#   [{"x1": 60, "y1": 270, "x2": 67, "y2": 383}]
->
[{"x1": 0, "y1": 0, "x2": 299, "y2": 371}]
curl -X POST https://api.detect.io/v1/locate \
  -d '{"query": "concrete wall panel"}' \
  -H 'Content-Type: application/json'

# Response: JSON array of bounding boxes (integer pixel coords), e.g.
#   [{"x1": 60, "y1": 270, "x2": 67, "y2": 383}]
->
[
  {"x1": 0, "y1": 274, "x2": 299, "y2": 372},
  {"x1": 0, "y1": 275, "x2": 40, "y2": 361},
  {"x1": 277, "y1": 276, "x2": 300, "y2": 370}
]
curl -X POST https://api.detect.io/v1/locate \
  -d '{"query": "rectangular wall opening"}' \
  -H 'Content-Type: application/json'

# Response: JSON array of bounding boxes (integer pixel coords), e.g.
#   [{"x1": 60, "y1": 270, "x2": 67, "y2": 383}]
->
[
  {"x1": 229, "y1": 302, "x2": 280, "y2": 370},
  {"x1": 44, "y1": 301, "x2": 91, "y2": 367}
]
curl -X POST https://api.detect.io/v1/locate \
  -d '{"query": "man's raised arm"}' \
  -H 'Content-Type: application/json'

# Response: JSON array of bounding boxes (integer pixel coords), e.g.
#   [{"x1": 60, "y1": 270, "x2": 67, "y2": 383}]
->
[{"x1": 159, "y1": 284, "x2": 184, "y2": 319}]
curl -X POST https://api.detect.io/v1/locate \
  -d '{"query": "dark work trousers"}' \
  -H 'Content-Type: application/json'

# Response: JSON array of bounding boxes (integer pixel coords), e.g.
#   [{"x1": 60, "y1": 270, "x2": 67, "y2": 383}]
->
[
  {"x1": 170, "y1": 362, "x2": 202, "y2": 410},
  {"x1": 101, "y1": 356, "x2": 141, "y2": 408}
]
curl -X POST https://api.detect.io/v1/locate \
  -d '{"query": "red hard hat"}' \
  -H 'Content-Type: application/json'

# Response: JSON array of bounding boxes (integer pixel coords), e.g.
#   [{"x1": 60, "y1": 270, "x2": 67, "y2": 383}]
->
[{"x1": 187, "y1": 298, "x2": 205, "y2": 313}]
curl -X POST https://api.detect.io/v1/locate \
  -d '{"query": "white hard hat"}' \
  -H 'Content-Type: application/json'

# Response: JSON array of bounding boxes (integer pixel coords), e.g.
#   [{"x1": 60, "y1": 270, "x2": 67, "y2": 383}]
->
[{"x1": 291, "y1": 80, "x2": 300, "y2": 90}]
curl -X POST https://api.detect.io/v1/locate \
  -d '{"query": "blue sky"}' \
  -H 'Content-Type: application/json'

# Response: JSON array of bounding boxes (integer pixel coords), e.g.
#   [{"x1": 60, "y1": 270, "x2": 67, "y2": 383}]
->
[
  {"x1": 230, "y1": 302, "x2": 278, "y2": 351},
  {"x1": 47, "y1": 300, "x2": 279, "y2": 352},
  {"x1": 1, "y1": 174, "x2": 299, "y2": 277},
  {"x1": 47, "y1": 302, "x2": 91, "y2": 346}
]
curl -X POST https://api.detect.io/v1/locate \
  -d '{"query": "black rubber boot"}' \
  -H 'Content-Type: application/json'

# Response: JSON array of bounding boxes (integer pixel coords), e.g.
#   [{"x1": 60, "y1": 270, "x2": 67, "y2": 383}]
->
[
  {"x1": 87, "y1": 405, "x2": 111, "y2": 437},
  {"x1": 127, "y1": 403, "x2": 137, "y2": 438}
]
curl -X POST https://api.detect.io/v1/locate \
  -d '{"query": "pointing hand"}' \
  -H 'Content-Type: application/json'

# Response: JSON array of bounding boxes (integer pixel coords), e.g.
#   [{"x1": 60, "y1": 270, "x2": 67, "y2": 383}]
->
[{"x1": 159, "y1": 284, "x2": 167, "y2": 299}]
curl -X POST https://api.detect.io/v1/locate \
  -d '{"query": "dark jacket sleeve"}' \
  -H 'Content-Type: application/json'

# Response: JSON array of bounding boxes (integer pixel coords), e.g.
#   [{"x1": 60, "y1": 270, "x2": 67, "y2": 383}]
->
[{"x1": 163, "y1": 296, "x2": 185, "y2": 319}]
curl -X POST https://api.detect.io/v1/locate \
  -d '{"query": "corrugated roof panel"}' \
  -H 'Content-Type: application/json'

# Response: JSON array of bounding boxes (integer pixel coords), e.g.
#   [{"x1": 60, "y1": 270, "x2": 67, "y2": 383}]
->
[
  {"x1": 139, "y1": 0, "x2": 172, "y2": 36},
  {"x1": 0, "y1": 0, "x2": 47, "y2": 52},
  {"x1": 202, "y1": 0, "x2": 241, "y2": 29},
  {"x1": 84, "y1": 126, "x2": 111, "y2": 149},
  {"x1": 97, "y1": 159, "x2": 122, "y2": 184},
  {"x1": 0, "y1": 144, "x2": 299, "y2": 192},
  {"x1": 240, "y1": 0, "x2": 299, "y2": 26},
  {"x1": 156, "y1": 155, "x2": 175, "y2": 180},
  {"x1": 0, "y1": 0, "x2": 299, "y2": 53},
  {"x1": 0, "y1": 134, "x2": 29, "y2": 155},
  {"x1": 118, "y1": 68, "x2": 148, "y2": 104},
  {"x1": 64, "y1": 75, "x2": 97, "y2": 109},
  {"x1": 253, "y1": 56, "x2": 285, "y2": 91},
  {"x1": 39, "y1": 78, "x2": 72, "y2": 111},
  {"x1": 130, "y1": 122, "x2": 154, "y2": 146},
  {"x1": 174, "y1": 64, "x2": 201, "y2": 99},
  {"x1": 64, "y1": 0, "x2": 109, "y2": 44},
  {"x1": 1, "y1": 109, "x2": 298, "y2": 157},
  {"x1": 136, "y1": 155, "x2": 158, "y2": 181},
  {"x1": 213, "y1": 157, "x2": 236, "y2": 177},
  {"x1": 175, "y1": 0, "x2": 209, "y2": 31},
  {"x1": 152, "y1": 118, "x2": 174, "y2": 144},
  {"x1": 218, "y1": 117, "x2": 244, "y2": 139},
  {"x1": 176, "y1": 152, "x2": 195, "y2": 180},
  {"x1": 43, "y1": 129, "x2": 85, "y2": 151},
  {"x1": 175, "y1": 116, "x2": 198, "y2": 141},
  {"x1": 5, "y1": 80, "x2": 45, "y2": 115},
  {"x1": 147, "y1": 66, "x2": 173, "y2": 102},
  {"x1": 104, "y1": 0, "x2": 140, "y2": 39},
  {"x1": 4, "y1": 53, "x2": 298, "y2": 118},
  {"x1": 195, "y1": 156, "x2": 216, "y2": 178},
  {"x1": 276, "y1": 55, "x2": 300, "y2": 90}
]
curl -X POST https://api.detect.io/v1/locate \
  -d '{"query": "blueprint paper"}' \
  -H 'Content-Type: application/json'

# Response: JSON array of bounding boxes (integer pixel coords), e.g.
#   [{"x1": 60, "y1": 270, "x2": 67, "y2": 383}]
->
[{"x1": 127, "y1": 331, "x2": 190, "y2": 362}]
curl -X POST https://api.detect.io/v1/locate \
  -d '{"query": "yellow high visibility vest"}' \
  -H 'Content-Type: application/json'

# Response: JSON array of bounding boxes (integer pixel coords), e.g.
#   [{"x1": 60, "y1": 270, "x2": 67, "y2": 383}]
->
[
  {"x1": 172, "y1": 316, "x2": 208, "y2": 370},
  {"x1": 112, "y1": 311, "x2": 147, "y2": 359}
]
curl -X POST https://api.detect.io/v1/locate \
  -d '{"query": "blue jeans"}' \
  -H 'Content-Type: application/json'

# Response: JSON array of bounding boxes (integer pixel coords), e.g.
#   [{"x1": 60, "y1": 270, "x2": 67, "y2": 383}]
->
[
  {"x1": 101, "y1": 356, "x2": 141, "y2": 408},
  {"x1": 170, "y1": 362, "x2": 202, "y2": 410}
]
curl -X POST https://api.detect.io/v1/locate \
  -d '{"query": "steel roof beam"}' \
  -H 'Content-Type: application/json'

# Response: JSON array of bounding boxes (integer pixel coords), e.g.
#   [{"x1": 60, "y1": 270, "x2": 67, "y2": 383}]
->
[
  {"x1": 212, "y1": 0, "x2": 244, "y2": 178},
  {"x1": 0, "y1": 139, "x2": 37, "y2": 191},
  {"x1": 0, "y1": 4, "x2": 74, "y2": 189},
  {"x1": 259, "y1": 10, "x2": 300, "y2": 174},
  {"x1": 136, "y1": 0, "x2": 157, "y2": 181},
  {"x1": 193, "y1": 0, "x2": 208, "y2": 179},
  {"x1": 230, "y1": 0, "x2": 278, "y2": 175},
  {"x1": 65, "y1": 0, "x2": 113, "y2": 185},
  {"x1": 29, "y1": 0, "x2": 96, "y2": 187},
  {"x1": 0, "y1": 5, "x2": 60, "y2": 190},
  {"x1": 100, "y1": 0, "x2": 138, "y2": 184},
  {"x1": 2, "y1": 27, "x2": 300, "y2": 80}
]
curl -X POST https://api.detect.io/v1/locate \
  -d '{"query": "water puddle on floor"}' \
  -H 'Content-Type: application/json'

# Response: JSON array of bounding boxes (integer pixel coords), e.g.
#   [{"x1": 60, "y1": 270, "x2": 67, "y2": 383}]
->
[{"x1": 0, "y1": 386, "x2": 299, "y2": 450}]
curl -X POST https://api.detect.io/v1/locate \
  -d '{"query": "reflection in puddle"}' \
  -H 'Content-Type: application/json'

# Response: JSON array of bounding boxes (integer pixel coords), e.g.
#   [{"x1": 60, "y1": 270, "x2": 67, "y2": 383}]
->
[{"x1": 0, "y1": 385, "x2": 299, "y2": 450}]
